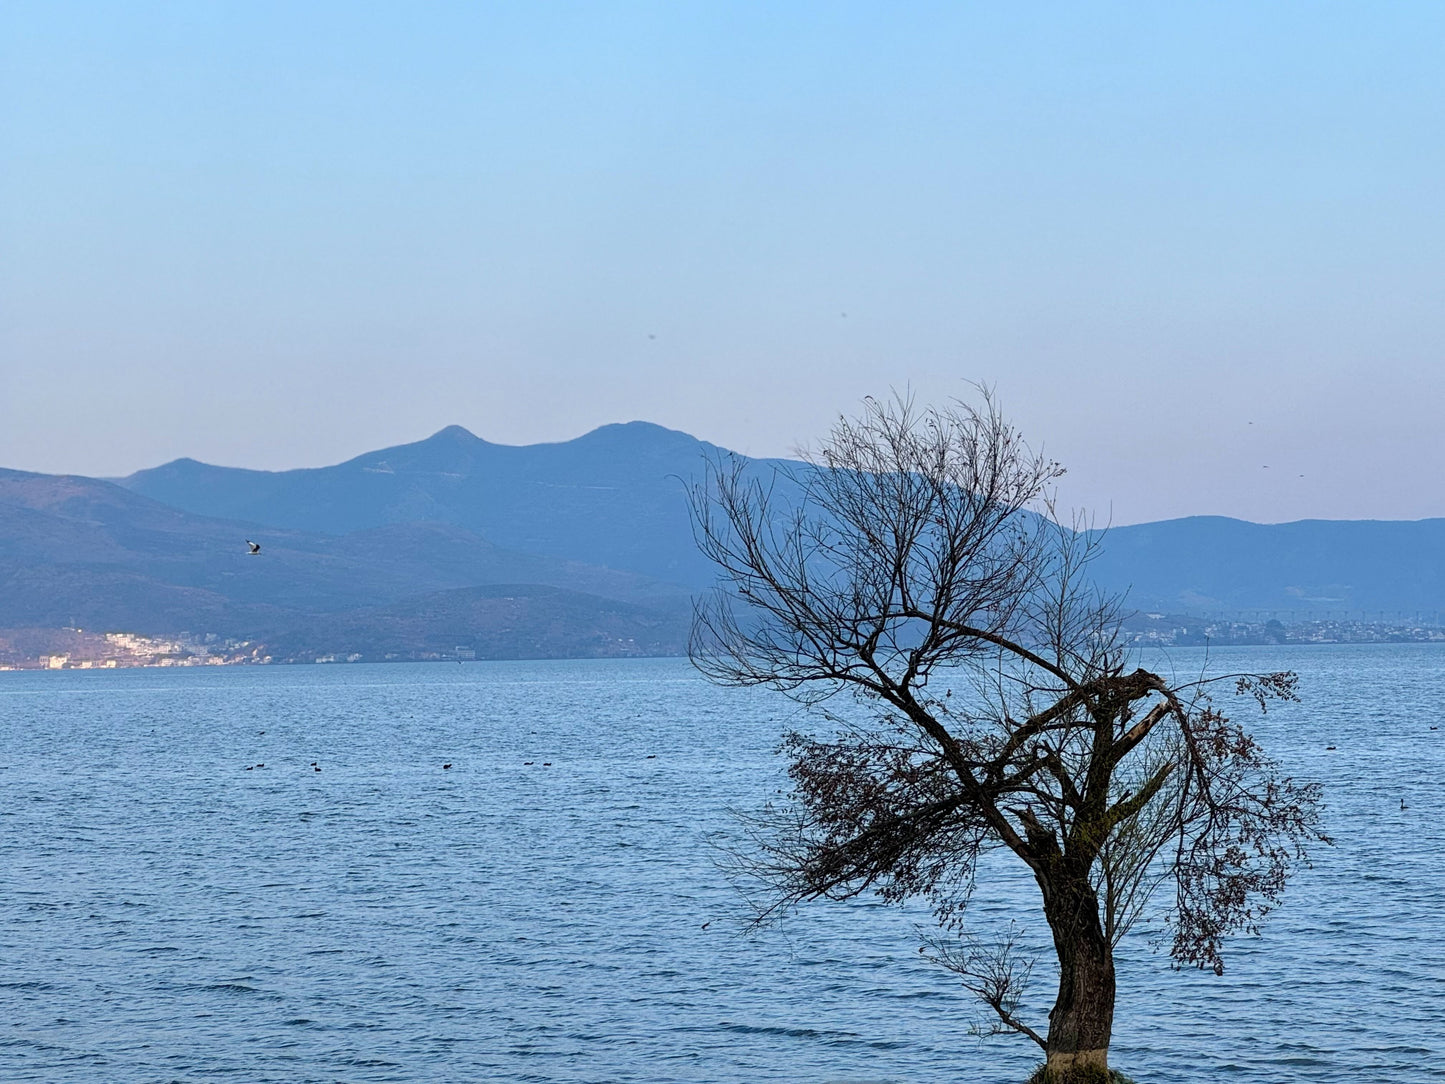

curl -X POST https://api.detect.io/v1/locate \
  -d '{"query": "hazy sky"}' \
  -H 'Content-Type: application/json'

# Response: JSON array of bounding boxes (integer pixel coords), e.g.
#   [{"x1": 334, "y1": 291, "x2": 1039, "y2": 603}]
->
[{"x1": 3, "y1": 2, "x2": 1443, "y2": 524}]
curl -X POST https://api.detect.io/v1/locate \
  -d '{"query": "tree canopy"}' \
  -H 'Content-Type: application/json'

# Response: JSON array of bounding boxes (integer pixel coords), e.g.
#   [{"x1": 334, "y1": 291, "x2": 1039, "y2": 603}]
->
[{"x1": 690, "y1": 392, "x2": 1327, "y2": 1082}]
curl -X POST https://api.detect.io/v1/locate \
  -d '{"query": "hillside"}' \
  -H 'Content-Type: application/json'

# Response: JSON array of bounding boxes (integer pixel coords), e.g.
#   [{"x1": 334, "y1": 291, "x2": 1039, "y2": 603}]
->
[
  {"x1": 0, "y1": 467, "x2": 690, "y2": 659},
  {"x1": 118, "y1": 424, "x2": 1445, "y2": 618},
  {"x1": 265, "y1": 584, "x2": 688, "y2": 661},
  {"x1": 121, "y1": 422, "x2": 751, "y2": 590},
  {"x1": 1090, "y1": 516, "x2": 1445, "y2": 616}
]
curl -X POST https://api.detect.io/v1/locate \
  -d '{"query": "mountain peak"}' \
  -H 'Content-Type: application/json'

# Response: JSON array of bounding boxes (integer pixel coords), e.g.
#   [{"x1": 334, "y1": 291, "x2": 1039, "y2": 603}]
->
[
  {"x1": 574, "y1": 420, "x2": 712, "y2": 453},
  {"x1": 427, "y1": 425, "x2": 482, "y2": 444}
]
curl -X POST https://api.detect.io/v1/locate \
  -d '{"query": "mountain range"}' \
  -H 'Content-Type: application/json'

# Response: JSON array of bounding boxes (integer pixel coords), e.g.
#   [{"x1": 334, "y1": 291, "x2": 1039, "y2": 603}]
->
[
  {"x1": 1, "y1": 422, "x2": 1441, "y2": 663},
  {"x1": 120, "y1": 422, "x2": 742, "y2": 591}
]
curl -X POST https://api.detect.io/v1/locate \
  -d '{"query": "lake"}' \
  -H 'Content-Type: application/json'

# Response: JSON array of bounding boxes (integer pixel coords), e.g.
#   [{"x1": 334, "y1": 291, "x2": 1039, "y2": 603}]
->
[{"x1": 1, "y1": 644, "x2": 1442, "y2": 1082}]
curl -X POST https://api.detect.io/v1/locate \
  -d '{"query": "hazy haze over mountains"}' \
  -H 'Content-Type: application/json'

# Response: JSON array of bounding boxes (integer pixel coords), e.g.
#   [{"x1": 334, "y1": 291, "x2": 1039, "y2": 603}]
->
[{"x1": 8, "y1": 7, "x2": 1445, "y2": 530}]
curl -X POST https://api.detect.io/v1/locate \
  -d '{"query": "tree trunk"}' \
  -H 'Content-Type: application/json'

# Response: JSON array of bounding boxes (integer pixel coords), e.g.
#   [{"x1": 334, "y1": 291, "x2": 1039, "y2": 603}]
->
[{"x1": 1042, "y1": 874, "x2": 1115, "y2": 1080}]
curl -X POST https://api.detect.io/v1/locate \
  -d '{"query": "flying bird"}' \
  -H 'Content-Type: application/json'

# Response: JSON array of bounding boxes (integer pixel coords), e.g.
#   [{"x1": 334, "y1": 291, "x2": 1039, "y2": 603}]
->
[{"x1": 245, "y1": 540, "x2": 261, "y2": 555}]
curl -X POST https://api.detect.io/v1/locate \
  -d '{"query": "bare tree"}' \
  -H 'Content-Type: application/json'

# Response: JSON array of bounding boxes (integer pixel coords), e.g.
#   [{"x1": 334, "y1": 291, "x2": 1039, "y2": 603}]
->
[{"x1": 690, "y1": 392, "x2": 1327, "y2": 1083}]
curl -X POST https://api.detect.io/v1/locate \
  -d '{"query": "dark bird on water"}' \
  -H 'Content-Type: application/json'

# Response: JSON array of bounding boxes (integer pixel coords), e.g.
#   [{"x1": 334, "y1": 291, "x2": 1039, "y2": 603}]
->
[
  {"x1": 245, "y1": 540, "x2": 261, "y2": 555},
  {"x1": 442, "y1": 763, "x2": 452, "y2": 769}
]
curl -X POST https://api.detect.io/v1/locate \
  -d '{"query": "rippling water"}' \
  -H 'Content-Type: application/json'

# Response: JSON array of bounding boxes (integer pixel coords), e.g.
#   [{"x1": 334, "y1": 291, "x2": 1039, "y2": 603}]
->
[{"x1": 1, "y1": 645, "x2": 1442, "y2": 1082}]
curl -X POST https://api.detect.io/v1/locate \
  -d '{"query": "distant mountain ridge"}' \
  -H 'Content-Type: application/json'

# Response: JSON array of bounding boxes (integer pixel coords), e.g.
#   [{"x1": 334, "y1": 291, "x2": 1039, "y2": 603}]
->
[
  {"x1": 122, "y1": 421, "x2": 750, "y2": 590},
  {"x1": 118, "y1": 422, "x2": 1445, "y2": 619},
  {"x1": 2, "y1": 423, "x2": 1442, "y2": 665},
  {"x1": 1087, "y1": 515, "x2": 1445, "y2": 616}
]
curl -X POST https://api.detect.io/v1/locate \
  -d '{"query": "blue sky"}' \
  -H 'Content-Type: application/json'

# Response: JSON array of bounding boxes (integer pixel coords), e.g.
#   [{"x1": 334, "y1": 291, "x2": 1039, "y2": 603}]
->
[{"x1": 3, "y1": 2, "x2": 1443, "y2": 523}]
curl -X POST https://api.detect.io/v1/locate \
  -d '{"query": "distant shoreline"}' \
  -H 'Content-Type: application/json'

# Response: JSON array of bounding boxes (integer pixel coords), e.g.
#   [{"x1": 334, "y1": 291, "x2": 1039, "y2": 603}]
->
[{"x1": 4, "y1": 616, "x2": 1444, "y2": 671}]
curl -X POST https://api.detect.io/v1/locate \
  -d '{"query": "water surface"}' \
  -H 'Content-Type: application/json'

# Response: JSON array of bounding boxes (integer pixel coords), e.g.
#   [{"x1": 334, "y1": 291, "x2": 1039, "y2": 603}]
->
[{"x1": 1, "y1": 645, "x2": 1442, "y2": 1082}]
